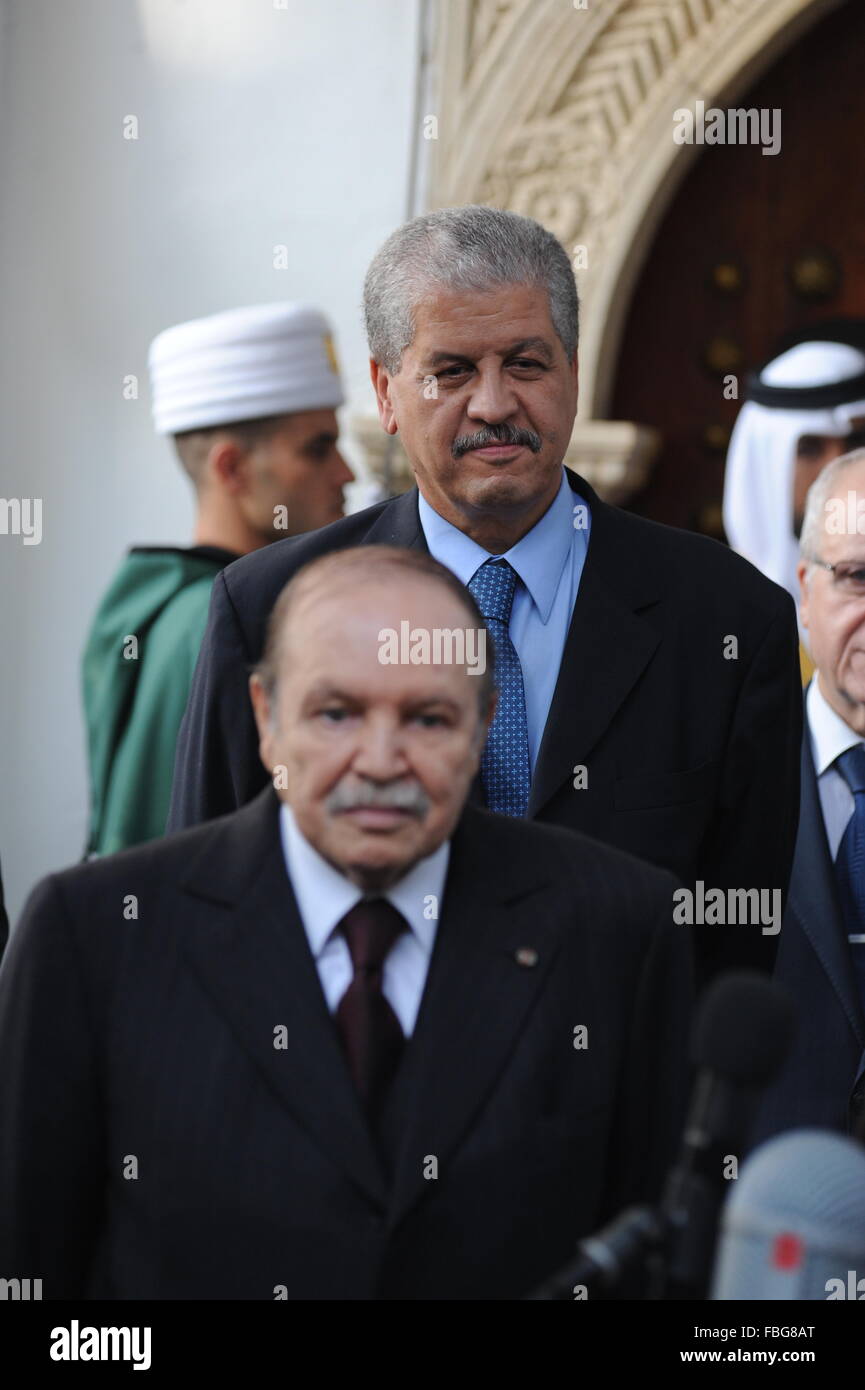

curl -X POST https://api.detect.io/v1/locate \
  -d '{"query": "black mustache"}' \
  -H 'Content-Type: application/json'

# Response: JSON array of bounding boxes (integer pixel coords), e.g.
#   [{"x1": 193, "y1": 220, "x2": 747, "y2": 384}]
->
[{"x1": 452, "y1": 424, "x2": 542, "y2": 460}]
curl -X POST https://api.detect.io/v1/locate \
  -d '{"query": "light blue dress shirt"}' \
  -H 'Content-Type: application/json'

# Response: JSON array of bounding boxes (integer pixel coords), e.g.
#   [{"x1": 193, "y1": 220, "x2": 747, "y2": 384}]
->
[
  {"x1": 279, "y1": 804, "x2": 449, "y2": 1036},
  {"x1": 418, "y1": 468, "x2": 591, "y2": 768}
]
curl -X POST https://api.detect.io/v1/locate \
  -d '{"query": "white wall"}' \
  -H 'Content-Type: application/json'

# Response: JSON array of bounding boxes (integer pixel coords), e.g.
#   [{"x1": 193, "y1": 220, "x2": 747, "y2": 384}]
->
[{"x1": 0, "y1": 0, "x2": 423, "y2": 921}]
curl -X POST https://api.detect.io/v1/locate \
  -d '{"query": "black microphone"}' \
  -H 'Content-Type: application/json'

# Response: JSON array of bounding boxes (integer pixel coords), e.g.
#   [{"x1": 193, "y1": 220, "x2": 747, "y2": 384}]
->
[
  {"x1": 527, "y1": 971, "x2": 796, "y2": 1300},
  {"x1": 657, "y1": 971, "x2": 796, "y2": 1298}
]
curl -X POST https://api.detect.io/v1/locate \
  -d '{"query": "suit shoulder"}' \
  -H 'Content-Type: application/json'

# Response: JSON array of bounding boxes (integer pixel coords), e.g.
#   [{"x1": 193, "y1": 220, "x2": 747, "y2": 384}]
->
[
  {"x1": 219, "y1": 497, "x2": 398, "y2": 611},
  {"x1": 463, "y1": 806, "x2": 679, "y2": 900},
  {"x1": 28, "y1": 815, "x2": 229, "y2": 911},
  {"x1": 609, "y1": 507, "x2": 794, "y2": 622}
]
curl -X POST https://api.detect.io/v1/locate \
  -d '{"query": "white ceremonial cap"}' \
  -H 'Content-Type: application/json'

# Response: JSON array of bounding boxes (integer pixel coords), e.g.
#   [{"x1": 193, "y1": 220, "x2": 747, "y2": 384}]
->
[{"x1": 148, "y1": 302, "x2": 344, "y2": 435}]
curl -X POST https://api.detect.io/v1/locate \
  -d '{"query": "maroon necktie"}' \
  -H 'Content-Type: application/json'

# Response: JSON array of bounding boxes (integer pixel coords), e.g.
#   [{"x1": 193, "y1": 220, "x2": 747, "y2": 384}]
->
[{"x1": 335, "y1": 898, "x2": 408, "y2": 1118}]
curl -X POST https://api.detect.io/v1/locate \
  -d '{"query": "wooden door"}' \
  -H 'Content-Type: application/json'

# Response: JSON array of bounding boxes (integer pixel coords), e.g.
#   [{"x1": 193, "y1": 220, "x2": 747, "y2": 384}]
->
[{"x1": 609, "y1": 0, "x2": 865, "y2": 537}]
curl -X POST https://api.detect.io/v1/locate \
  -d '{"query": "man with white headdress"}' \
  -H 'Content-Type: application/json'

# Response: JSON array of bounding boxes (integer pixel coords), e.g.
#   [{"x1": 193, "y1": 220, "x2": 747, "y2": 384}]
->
[
  {"x1": 82, "y1": 301, "x2": 352, "y2": 855},
  {"x1": 723, "y1": 321, "x2": 865, "y2": 680}
]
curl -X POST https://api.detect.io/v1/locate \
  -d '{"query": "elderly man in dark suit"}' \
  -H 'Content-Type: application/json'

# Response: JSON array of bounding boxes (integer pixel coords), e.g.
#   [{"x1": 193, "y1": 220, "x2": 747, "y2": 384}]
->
[
  {"x1": 0, "y1": 547, "x2": 692, "y2": 1300},
  {"x1": 169, "y1": 205, "x2": 801, "y2": 988},
  {"x1": 755, "y1": 448, "x2": 865, "y2": 1144}
]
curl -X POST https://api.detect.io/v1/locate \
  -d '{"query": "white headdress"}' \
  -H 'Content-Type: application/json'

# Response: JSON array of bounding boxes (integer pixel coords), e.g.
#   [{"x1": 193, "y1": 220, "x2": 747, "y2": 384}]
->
[
  {"x1": 723, "y1": 337, "x2": 865, "y2": 602},
  {"x1": 149, "y1": 302, "x2": 344, "y2": 435}
]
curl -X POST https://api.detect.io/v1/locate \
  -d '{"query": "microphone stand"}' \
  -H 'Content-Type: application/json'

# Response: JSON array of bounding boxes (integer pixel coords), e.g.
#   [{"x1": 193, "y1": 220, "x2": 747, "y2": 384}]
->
[{"x1": 526, "y1": 1206, "x2": 666, "y2": 1300}]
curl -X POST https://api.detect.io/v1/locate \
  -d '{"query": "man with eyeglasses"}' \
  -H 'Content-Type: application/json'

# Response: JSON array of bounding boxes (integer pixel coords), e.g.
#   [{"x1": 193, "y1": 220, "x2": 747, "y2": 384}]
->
[{"x1": 754, "y1": 446, "x2": 865, "y2": 1144}]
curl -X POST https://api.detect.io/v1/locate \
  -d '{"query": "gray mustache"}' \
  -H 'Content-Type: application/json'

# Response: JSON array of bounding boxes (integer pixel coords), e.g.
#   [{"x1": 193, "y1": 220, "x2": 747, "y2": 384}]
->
[
  {"x1": 326, "y1": 781, "x2": 431, "y2": 816},
  {"x1": 452, "y1": 423, "x2": 542, "y2": 460}
]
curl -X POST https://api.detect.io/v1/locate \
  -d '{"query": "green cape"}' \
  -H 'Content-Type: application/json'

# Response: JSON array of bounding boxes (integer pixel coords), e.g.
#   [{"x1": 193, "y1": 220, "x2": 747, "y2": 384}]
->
[{"x1": 82, "y1": 546, "x2": 237, "y2": 855}]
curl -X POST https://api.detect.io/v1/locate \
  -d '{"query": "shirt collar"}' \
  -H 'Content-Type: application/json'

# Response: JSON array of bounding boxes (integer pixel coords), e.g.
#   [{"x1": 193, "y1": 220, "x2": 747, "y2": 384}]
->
[
  {"x1": 279, "y1": 803, "x2": 449, "y2": 958},
  {"x1": 807, "y1": 675, "x2": 865, "y2": 775},
  {"x1": 418, "y1": 468, "x2": 577, "y2": 623}
]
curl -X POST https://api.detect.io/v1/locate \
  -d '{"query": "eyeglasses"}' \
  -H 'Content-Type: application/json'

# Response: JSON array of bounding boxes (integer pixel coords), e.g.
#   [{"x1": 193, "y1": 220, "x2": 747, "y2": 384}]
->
[{"x1": 807, "y1": 556, "x2": 865, "y2": 596}]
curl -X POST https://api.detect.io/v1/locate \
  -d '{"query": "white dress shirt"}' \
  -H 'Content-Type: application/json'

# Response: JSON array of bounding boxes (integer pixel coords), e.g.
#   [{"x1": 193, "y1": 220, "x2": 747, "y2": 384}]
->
[
  {"x1": 279, "y1": 804, "x2": 449, "y2": 1035},
  {"x1": 806, "y1": 676, "x2": 865, "y2": 860}
]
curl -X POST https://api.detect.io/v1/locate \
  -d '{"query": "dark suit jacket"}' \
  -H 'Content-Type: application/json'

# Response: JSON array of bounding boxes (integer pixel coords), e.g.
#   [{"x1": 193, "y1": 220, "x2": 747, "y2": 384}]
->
[
  {"x1": 168, "y1": 471, "x2": 802, "y2": 983},
  {"x1": 752, "y1": 735, "x2": 865, "y2": 1144},
  {"x1": 0, "y1": 791, "x2": 692, "y2": 1300},
  {"x1": 0, "y1": 857, "x2": 7, "y2": 963}
]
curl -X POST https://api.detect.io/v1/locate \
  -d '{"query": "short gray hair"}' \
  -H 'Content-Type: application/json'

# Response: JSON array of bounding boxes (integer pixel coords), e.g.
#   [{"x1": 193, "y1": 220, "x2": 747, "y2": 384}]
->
[
  {"x1": 363, "y1": 205, "x2": 579, "y2": 375},
  {"x1": 800, "y1": 446, "x2": 865, "y2": 562}
]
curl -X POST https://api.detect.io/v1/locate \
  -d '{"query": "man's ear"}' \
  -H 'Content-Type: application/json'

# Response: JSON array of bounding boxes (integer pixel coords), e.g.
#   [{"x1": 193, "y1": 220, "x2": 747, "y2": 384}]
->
[
  {"x1": 208, "y1": 436, "x2": 248, "y2": 495},
  {"x1": 472, "y1": 693, "x2": 497, "y2": 760},
  {"x1": 249, "y1": 674, "x2": 275, "y2": 769},
  {"x1": 797, "y1": 560, "x2": 811, "y2": 630},
  {"x1": 369, "y1": 358, "x2": 398, "y2": 436}
]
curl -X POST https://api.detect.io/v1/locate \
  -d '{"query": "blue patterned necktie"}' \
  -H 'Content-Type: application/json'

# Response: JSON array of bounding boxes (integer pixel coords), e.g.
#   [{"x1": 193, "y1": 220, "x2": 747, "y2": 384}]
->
[
  {"x1": 833, "y1": 745, "x2": 865, "y2": 1008},
  {"x1": 467, "y1": 558, "x2": 531, "y2": 816}
]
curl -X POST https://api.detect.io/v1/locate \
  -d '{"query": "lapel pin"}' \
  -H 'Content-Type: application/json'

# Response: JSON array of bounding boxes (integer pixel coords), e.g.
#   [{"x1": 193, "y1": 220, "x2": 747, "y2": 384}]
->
[{"x1": 514, "y1": 947, "x2": 538, "y2": 968}]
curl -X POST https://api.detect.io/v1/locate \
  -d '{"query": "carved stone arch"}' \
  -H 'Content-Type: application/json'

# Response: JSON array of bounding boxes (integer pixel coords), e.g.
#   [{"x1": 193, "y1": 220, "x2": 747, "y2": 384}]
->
[{"x1": 412, "y1": 0, "x2": 844, "y2": 498}]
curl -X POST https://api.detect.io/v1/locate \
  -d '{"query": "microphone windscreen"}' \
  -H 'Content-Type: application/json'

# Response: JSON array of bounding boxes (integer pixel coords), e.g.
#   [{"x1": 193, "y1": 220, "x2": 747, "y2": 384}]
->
[
  {"x1": 692, "y1": 971, "x2": 796, "y2": 1085},
  {"x1": 711, "y1": 1129, "x2": 865, "y2": 1299}
]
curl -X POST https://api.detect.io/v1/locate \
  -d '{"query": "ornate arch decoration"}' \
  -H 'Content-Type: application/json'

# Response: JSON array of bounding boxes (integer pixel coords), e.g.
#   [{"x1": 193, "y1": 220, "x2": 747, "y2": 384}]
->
[{"x1": 412, "y1": 0, "x2": 843, "y2": 498}]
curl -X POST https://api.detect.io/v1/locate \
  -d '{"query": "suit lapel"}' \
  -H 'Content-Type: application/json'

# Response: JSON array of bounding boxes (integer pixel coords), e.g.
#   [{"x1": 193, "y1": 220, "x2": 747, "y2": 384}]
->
[
  {"x1": 528, "y1": 473, "x2": 662, "y2": 816},
  {"x1": 790, "y1": 737, "x2": 865, "y2": 1048},
  {"x1": 179, "y1": 789, "x2": 389, "y2": 1209},
  {"x1": 365, "y1": 486, "x2": 427, "y2": 550},
  {"x1": 179, "y1": 791, "x2": 555, "y2": 1224},
  {"x1": 383, "y1": 806, "x2": 561, "y2": 1228}
]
